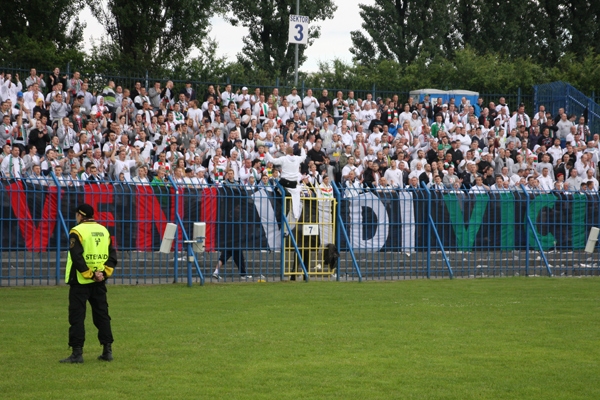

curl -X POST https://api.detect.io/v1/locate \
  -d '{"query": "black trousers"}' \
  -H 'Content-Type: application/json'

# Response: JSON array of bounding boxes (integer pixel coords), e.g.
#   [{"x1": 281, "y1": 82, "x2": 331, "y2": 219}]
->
[
  {"x1": 68, "y1": 283, "x2": 113, "y2": 348},
  {"x1": 219, "y1": 249, "x2": 247, "y2": 275}
]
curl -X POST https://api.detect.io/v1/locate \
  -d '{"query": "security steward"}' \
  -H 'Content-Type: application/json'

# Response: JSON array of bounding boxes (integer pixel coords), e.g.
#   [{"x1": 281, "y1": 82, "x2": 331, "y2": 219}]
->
[{"x1": 60, "y1": 204, "x2": 118, "y2": 364}]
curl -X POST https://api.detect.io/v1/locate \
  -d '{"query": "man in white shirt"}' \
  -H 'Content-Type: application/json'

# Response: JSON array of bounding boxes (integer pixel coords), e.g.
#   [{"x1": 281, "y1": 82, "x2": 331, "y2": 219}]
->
[
  {"x1": 585, "y1": 168, "x2": 599, "y2": 190},
  {"x1": 302, "y1": 89, "x2": 318, "y2": 117},
  {"x1": 264, "y1": 146, "x2": 307, "y2": 190},
  {"x1": 131, "y1": 166, "x2": 150, "y2": 185},
  {"x1": 495, "y1": 97, "x2": 510, "y2": 116},
  {"x1": 111, "y1": 148, "x2": 143, "y2": 181},
  {"x1": 383, "y1": 160, "x2": 404, "y2": 187},
  {"x1": 220, "y1": 84, "x2": 236, "y2": 107},
  {"x1": 237, "y1": 87, "x2": 251, "y2": 111},
  {"x1": 286, "y1": 87, "x2": 301, "y2": 107},
  {"x1": 398, "y1": 103, "x2": 413, "y2": 126},
  {"x1": 0, "y1": 145, "x2": 25, "y2": 178},
  {"x1": 490, "y1": 176, "x2": 506, "y2": 191},
  {"x1": 509, "y1": 105, "x2": 531, "y2": 131},
  {"x1": 278, "y1": 98, "x2": 293, "y2": 125},
  {"x1": 359, "y1": 102, "x2": 376, "y2": 133},
  {"x1": 1, "y1": 73, "x2": 23, "y2": 104},
  {"x1": 537, "y1": 167, "x2": 555, "y2": 192},
  {"x1": 27, "y1": 164, "x2": 48, "y2": 185},
  {"x1": 469, "y1": 176, "x2": 489, "y2": 193}
]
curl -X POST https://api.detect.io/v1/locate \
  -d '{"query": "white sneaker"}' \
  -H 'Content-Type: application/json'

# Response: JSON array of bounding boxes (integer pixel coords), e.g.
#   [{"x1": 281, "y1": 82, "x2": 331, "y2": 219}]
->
[
  {"x1": 332, "y1": 273, "x2": 337, "y2": 279},
  {"x1": 242, "y1": 275, "x2": 252, "y2": 280},
  {"x1": 212, "y1": 272, "x2": 221, "y2": 280}
]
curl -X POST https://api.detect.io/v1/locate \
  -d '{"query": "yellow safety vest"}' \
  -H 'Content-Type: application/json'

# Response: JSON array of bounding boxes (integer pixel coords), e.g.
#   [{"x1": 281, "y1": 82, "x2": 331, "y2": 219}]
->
[{"x1": 65, "y1": 221, "x2": 111, "y2": 284}]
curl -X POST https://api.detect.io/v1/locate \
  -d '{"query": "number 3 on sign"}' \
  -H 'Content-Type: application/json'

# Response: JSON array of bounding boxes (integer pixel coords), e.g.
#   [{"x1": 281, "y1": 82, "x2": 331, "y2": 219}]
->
[
  {"x1": 294, "y1": 24, "x2": 304, "y2": 41},
  {"x1": 289, "y1": 15, "x2": 309, "y2": 45}
]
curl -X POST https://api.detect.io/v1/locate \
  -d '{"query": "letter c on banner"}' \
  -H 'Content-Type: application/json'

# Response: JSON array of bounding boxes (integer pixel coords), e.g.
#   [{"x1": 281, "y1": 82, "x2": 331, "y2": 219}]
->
[{"x1": 348, "y1": 192, "x2": 389, "y2": 250}]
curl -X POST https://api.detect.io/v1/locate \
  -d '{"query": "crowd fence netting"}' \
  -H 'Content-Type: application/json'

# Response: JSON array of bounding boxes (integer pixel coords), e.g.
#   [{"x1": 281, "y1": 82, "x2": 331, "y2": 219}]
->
[{"x1": 1, "y1": 177, "x2": 599, "y2": 286}]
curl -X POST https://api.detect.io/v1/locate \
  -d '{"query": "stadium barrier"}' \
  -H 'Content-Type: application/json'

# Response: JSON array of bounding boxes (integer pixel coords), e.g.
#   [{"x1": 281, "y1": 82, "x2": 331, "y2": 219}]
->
[
  {"x1": 534, "y1": 81, "x2": 600, "y2": 138},
  {"x1": 1, "y1": 177, "x2": 599, "y2": 286}
]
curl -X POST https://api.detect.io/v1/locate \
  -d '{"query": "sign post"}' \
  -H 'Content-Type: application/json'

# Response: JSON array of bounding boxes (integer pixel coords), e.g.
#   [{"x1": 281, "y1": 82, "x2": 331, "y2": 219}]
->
[{"x1": 289, "y1": 8, "x2": 309, "y2": 87}]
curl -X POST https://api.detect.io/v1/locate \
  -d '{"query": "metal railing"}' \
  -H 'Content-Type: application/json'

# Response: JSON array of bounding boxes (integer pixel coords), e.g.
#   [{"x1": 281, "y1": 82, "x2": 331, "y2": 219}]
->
[
  {"x1": 534, "y1": 81, "x2": 600, "y2": 138},
  {"x1": 1, "y1": 177, "x2": 599, "y2": 286}
]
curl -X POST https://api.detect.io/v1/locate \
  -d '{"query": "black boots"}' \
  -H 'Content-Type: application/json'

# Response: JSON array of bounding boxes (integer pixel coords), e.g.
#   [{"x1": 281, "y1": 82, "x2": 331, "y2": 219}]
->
[
  {"x1": 59, "y1": 347, "x2": 83, "y2": 363},
  {"x1": 60, "y1": 344, "x2": 113, "y2": 363},
  {"x1": 98, "y1": 343, "x2": 113, "y2": 361}
]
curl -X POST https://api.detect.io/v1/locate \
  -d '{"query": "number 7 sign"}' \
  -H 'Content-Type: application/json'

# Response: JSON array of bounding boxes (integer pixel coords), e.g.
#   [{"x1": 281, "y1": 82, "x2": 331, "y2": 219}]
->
[{"x1": 289, "y1": 15, "x2": 310, "y2": 45}]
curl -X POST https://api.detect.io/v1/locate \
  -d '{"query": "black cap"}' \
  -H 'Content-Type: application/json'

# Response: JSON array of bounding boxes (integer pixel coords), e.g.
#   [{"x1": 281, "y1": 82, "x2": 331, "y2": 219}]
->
[{"x1": 75, "y1": 204, "x2": 94, "y2": 218}]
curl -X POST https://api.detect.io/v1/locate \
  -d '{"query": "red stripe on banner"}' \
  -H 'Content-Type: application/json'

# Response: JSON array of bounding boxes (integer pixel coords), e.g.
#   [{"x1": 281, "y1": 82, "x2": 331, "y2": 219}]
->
[
  {"x1": 135, "y1": 184, "x2": 169, "y2": 251},
  {"x1": 84, "y1": 184, "x2": 117, "y2": 248},
  {"x1": 5, "y1": 181, "x2": 59, "y2": 252},
  {"x1": 201, "y1": 187, "x2": 218, "y2": 252}
]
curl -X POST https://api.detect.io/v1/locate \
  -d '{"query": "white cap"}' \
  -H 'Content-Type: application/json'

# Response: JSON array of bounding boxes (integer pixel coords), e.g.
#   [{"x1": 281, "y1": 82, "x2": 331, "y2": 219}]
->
[
  {"x1": 242, "y1": 86, "x2": 248, "y2": 91},
  {"x1": 442, "y1": 104, "x2": 448, "y2": 108}
]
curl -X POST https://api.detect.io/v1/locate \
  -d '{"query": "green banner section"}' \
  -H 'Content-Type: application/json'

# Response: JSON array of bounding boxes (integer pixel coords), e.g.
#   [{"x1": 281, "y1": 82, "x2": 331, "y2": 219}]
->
[
  {"x1": 571, "y1": 193, "x2": 587, "y2": 249},
  {"x1": 500, "y1": 193, "x2": 515, "y2": 250},
  {"x1": 444, "y1": 194, "x2": 489, "y2": 251},
  {"x1": 528, "y1": 194, "x2": 556, "y2": 249}
]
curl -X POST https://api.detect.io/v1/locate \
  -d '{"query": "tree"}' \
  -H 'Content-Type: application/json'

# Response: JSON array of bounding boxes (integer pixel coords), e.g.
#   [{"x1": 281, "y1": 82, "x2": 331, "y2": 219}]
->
[
  {"x1": 457, "y1": 0, "x2": 559, "y2": 65},
  {"x1": 224, "y1": 0, "x2": 337, "y2": 79},
  {"x1": 87, "y1": 0, "x2": 219, "y2": 74},
  {"x1": 350, "y1": 0, "x2": 457, "y2": 65},
  {"x1": 0, "y1": 0, "x2": 85, "y2": 69}
]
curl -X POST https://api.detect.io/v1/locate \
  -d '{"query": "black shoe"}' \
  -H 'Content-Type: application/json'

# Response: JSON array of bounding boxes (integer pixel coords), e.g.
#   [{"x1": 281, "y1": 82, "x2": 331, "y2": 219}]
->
[
  {"x1": 60, "y1": 347, "x2": 83, "y2": 363},
  {"x1": 98, "y1": 343, "x2": 113, "y2": 361}
]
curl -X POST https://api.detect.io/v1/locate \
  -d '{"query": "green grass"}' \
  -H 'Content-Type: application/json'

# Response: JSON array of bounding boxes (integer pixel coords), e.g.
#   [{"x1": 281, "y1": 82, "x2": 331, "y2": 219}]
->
[{"x1": 1, "y1": 278, "x2": 599, "y2": 399}]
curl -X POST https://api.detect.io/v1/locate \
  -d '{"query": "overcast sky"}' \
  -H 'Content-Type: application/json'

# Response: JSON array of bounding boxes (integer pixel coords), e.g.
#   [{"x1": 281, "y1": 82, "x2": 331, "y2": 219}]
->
[{"x1": 81, "y1": 1, "x2": 375, "y2": 72}]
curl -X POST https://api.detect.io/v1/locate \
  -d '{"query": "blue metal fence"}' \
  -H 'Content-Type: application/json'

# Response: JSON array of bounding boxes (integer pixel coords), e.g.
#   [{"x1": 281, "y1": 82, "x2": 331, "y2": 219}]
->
[
  {"x1": 1, "y1": 178, "x2": 599, "y2": 286},
  {"x1": 534, "y1": 81, "x2": 600, "y2": 138}
]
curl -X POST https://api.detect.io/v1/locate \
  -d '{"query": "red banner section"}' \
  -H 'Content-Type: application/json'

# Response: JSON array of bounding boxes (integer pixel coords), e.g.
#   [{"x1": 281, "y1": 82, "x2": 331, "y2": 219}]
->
[
  {"x1": 201, "y1": 187, "x2": 217, "y2": 252},
  {"x1": 85, "y1": 184, "x2": 117, "y2": 248},
  {"x1": 5, "y1": 183, "x2": 217, "y2": 252}
]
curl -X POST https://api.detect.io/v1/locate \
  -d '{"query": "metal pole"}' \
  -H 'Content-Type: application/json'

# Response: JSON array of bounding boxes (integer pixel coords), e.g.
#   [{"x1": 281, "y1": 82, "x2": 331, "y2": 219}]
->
[{"x1": 294, "y1": 0, "x2": 299, "y2": 86}]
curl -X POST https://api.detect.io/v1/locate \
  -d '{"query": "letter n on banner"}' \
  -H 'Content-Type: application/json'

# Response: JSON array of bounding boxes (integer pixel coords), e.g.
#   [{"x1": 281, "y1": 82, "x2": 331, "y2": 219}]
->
[
  {"x1": 84, "y1": 184, "x2": 116, "y2": 247},
  {"x1": 136, "y1": 185, "x2": 174, "y2": 251},
  {"x1": 5, "y1": 181, "x2": 59, "y2": 251},
  {"x1": 201, "y1": 187, "x2": 217, "y2": 252}
]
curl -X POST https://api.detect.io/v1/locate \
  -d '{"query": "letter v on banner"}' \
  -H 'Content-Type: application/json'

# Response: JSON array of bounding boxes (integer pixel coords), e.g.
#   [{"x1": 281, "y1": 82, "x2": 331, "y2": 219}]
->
[
  {"x1": 444, "y1": 193, "x2": 488, "y2": 251},
  {"x1": 5, "y1": 181, "x2": 60, "y2": 251}
]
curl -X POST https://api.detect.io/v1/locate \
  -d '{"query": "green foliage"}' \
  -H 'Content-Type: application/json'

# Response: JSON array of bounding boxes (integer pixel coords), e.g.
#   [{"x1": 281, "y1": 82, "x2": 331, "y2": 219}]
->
[
  {"x1": 0, "y1": 0, "x2": 86, "y2": 69},
  {"x1": 353, "y1": 0, "x2": 600, "y2": 67},
  {"x1": 1, "y1": 279, "x2": 600, "y2": 399},
  {"x1": 350, "y1": 0, "x2": 456, "y2": 65},
  {"x1": 225, "y1": 0, "x2": 337, "y2": 79},
  {"x1": 308, "y1": 47, "x2": 556, "y2": 93}
]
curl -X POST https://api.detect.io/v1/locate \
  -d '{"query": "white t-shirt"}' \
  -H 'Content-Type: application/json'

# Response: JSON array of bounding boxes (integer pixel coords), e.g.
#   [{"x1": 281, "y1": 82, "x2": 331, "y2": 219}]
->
[
  {"x1": 221, "y1": 91, "x2": 236, "y2": 107},
  {"x1": 113, "y1": 159, "x2": 136, "y2": 180}
]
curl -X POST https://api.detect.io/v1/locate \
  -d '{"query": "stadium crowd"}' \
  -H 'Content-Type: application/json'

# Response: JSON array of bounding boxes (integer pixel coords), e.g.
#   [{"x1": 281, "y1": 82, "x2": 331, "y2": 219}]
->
[{"x1": 0, "y1": 68, "x2": 599, "y2": 196}]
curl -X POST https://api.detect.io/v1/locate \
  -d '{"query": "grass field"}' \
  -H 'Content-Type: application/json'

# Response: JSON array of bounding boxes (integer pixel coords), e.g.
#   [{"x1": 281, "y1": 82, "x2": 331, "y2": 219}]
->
[{"x1": 1, "y1": 278, "x2": 599, "y2": 399}]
